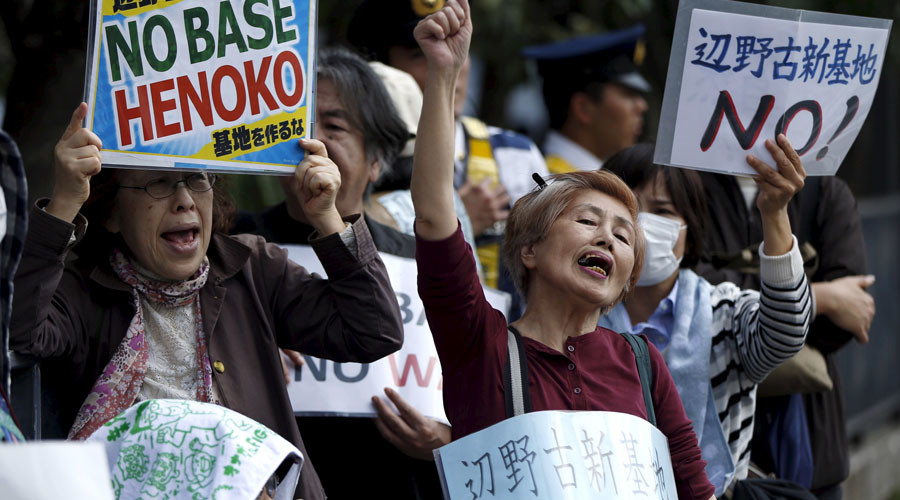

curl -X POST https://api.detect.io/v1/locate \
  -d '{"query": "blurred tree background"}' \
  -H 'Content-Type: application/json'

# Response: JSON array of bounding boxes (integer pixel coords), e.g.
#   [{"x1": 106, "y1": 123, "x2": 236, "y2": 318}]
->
[{"x1": 1, "y1": 0, "x2": 898, "y2": 201}]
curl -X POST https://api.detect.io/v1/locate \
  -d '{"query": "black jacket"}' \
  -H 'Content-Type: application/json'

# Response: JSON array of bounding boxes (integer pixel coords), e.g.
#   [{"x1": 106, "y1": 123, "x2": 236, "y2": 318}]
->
[{"x1": 696, "y1": 173, "x2": 866, "y2": 489}]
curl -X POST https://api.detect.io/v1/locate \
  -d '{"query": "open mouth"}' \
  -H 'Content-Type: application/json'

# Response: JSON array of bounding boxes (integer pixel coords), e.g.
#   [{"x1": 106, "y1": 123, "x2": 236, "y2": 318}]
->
[
  {"x1": 578, "y1": 253, "x2": 612, "y2": 278},
  {"x1": 161, "y1": 228, "x2": 199, "y2": 249}
]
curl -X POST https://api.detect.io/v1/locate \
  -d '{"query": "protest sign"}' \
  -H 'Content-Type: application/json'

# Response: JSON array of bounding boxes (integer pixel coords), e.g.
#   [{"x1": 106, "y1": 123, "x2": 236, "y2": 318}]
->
[
  {"x1": 0, "y1": 441, "x2": 115, "y2": 500},
  {"x1": 435, "y1": 410, "x2": 677, "y2": 500},
  {"x1": 282, "y1": 245, "x2": 511, "y2": 423},
  {"x1": 84, "y1": 0, "x2": 316, "y2": 174},
  {"x1": 656, "y1": 0, "x2": 891, "y2": 176}
]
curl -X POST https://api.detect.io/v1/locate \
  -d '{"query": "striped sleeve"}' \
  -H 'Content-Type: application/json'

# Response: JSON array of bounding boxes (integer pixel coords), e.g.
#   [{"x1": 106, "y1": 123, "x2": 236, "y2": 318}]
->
[{"x1": 728, "y1": 235, "x2": 812, "y2": 383}]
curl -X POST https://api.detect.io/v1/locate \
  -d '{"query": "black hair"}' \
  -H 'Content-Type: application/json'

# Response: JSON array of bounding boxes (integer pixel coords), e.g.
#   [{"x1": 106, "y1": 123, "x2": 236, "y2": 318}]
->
[{"x1": 604, "y1": 143, "x2": 709, "y2": 268}]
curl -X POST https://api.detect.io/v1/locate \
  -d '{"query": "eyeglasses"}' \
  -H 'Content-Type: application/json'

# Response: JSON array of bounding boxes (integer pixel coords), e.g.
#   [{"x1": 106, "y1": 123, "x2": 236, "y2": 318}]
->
[{"x1": 118, "y1": 173, "x2": 217, "y2": 199}]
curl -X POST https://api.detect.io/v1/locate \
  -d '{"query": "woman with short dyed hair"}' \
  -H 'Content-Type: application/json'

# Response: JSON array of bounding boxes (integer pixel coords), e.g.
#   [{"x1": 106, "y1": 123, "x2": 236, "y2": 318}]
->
[
  {"x1": 501, "y1": 169, "x2": 645, "y2": 305},
  {"x1": 407, "y1": 1, "x2": 715, "y2": 498}
]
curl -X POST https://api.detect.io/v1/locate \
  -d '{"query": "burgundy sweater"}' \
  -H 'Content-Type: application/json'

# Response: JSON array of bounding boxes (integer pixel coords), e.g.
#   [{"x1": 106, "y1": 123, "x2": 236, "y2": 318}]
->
[{"x1": 416, "y1": 226, "x2": 715, "y2": 499}]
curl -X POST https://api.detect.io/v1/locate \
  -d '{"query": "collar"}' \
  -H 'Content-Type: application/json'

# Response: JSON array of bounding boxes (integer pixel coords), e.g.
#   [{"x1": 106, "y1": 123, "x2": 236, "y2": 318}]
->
[
  {"x1": 627, "y1": 282, "x2": 679, "y2": 350},
  {"x1": 543, "y1": 130, "x2": 603, "y2": 171},
  {"x1": 88, "y1": 233, "x2": 251, "y2": 291}
]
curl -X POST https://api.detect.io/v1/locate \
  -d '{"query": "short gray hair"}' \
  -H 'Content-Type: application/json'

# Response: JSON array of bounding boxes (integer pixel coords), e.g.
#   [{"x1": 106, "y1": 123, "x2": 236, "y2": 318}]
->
[{"x1": 317, "y1": 47, "x2": 409, "y2": 180}]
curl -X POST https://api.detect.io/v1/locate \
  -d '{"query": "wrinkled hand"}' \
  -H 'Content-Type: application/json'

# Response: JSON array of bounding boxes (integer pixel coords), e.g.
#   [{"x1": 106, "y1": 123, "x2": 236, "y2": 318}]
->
[
  {"x1": 413, "y1": 0, "x2": 472, "y2": 75},
  {"x1": 294, "y1": 138, "x2": 345, "y2": 235},
  {"x1": 815, "y1": 275, "x2": 876, "y2": 343},
  {"x1": 279, "y1": 349, "x2": 306, "y2": 385},
  {"x1": 458, "y1": 178, "x2": 510, "y2": 236},
  {"x1": 747, "y1": 134, "x2": 806, "y2": 216},
  {"x1": 47, "y1": 102, "x2": 103, "y2": 222},
  {"x1": 372, "y1": 387, "x2": 451, "y2": 461}
]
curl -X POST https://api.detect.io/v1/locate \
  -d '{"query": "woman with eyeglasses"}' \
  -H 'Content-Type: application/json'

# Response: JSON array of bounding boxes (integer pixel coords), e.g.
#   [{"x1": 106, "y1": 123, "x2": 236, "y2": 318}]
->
[
  {"x1": 410, "y1": 2, "x2": 715, "y2": 498},
  {"x1": 9, "y1": 102, "x2": 403, "y2": 500}
]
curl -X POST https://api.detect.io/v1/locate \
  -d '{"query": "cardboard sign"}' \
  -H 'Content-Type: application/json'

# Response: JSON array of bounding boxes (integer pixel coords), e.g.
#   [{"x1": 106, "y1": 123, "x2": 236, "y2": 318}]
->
[
  {"x1": 282, "y1": 245, "x2": 511, "y2": 423},
  {"x1": 0, "y1": 442, "x2": 115, "y2": 500},
  {"x1": 435, "y1": 411, "x2": 677, "y2": 500},
  {"x1": 84, "y1": 0, "x2": 316, "y2": 174},
  {"x1": 656, "y1": 0, "x2": 891, "y2": 176}
]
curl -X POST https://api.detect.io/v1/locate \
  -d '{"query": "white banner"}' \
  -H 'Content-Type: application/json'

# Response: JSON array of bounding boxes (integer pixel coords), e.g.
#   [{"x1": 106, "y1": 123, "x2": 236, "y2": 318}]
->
[
  {"x1": 656, "y1": 0, "x2": 891, "y2": 176},
  {"x1": 435, "y1": 411, "x2": 677, "y2": 500},
  {"x1": 282, "y1": 245, "x2": 511, "y2": 423}
]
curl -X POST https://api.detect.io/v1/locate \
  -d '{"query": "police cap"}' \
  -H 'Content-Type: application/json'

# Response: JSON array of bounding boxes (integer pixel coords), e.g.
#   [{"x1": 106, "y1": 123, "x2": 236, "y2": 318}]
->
[{"x1": 522, "y1": 24, "x2": 651, "y2": 95}]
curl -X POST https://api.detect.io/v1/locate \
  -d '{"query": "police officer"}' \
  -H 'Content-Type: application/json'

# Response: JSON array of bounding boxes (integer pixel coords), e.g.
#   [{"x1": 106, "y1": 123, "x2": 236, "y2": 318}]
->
[{"x1": 524, "y1": 25, "x2": 650, "y2": 173}]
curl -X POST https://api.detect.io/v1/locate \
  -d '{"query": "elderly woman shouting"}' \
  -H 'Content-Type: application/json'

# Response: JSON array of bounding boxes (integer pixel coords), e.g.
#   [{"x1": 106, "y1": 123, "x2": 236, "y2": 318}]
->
[
  {"x1": 10, "y1": 103, "x2": 403, "y2": 500},
  {"x1": 410, "y1": 1, "x2": 715, "y2": 498}
]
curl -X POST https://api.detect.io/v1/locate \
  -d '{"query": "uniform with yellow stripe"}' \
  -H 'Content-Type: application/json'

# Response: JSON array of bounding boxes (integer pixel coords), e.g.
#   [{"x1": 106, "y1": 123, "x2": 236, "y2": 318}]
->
[{"x1": 456, "y1": 117, "x2": 549, "y2": 288}]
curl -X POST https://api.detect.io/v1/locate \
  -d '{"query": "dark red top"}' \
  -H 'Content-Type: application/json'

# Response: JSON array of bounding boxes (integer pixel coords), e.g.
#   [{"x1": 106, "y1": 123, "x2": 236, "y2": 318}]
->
[{"x1": 416, "y1": 225, "x2": 715, "y2": 499}]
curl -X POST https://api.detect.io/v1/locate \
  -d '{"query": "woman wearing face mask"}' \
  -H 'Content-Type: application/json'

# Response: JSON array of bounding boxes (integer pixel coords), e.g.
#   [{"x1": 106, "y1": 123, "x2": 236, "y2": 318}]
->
[{"x1": 601, "y1": 142, "x2": 812, "y2": 495}]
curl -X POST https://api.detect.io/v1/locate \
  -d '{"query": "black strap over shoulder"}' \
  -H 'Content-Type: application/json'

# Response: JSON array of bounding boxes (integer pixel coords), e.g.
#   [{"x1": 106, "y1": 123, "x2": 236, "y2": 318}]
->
[
  {"x1": 504, "y1": 325, "x2": 532, "y2": 418},
  {"x1": 619, "y1": 332, "x2": 657, "y2": 427}
]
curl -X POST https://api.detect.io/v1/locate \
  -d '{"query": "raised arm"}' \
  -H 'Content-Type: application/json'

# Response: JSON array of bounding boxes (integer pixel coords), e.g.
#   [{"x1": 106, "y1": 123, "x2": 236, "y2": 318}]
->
[
  {"x1": 729, "y1": 134, "x2": 811, "y2": 382},
  {"x1": 410, "y1": 0, "x2": 472, "y2": 241},
  {"x1": 10, "y1": 103, "x2": 102, "y2": 358},
  {"x1": 47, "y1": 102, "x2": 103, "y2": 222}
]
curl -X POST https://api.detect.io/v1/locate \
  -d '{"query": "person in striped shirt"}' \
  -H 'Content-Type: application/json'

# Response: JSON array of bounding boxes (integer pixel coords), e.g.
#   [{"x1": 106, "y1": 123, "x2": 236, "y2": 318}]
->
[{"x1": 600, "y1": 141, "x2": 812, "y2": 495}]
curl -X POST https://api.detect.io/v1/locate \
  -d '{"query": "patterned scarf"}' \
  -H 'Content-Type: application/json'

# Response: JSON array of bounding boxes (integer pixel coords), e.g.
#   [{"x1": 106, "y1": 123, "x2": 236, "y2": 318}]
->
[{"x1": 68, "y1": 249, "x2": 213, "y2": 440}]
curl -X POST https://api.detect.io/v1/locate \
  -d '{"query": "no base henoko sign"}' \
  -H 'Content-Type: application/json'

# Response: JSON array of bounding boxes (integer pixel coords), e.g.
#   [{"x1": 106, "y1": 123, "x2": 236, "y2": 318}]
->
[{"x1": 84, "y1": 0, "x2": 316, "y2": 174}]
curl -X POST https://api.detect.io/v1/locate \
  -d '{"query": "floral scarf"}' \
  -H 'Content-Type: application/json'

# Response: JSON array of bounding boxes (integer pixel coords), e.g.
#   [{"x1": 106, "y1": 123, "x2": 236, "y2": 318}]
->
[{"x1": 68, "y1": 249, "x2": 214, "y2": 440}]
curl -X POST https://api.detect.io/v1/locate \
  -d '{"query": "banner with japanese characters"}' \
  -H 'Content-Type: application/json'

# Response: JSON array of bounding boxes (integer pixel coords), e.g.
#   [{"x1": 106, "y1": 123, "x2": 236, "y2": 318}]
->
[
  {"x1": 435, "y1": 411, "x2": 677, "y2": 500},
  {"x1": 655, "y1": 0, "x2": 891, "y2": 176},
  {"x1": 281, "y1": 245, "x2": 511, "y2": 424},
  {"x1": 84, "y1": 0, "x2": 316, "y2": 174}
]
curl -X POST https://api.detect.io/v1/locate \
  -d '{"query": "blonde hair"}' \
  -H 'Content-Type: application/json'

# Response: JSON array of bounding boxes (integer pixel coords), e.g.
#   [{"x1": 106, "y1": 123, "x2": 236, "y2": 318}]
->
[{"x1": 501, "y1": 170, "x2": 645, "y2": 307}]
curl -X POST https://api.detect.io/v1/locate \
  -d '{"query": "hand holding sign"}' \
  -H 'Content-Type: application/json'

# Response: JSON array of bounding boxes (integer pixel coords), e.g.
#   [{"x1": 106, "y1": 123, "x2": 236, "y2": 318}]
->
[
  {"x1": 47, "y1": 103, "x2": 103, "y2": 223},
  {"x1": 748, "y1": 134, "x2": 806, "y2": 256},
  {"x1": 414, "y1": 0, "x2": 472, "y2": 77},
  {"x1": 294, "y1": 138, "x2": 346, "y2": 236},
  {"x1": 656, "y1": 0, "x2": 891, "y2": 176},
  {"x1": 373, "y1": 387, "x2": 451, "y2": 461}
]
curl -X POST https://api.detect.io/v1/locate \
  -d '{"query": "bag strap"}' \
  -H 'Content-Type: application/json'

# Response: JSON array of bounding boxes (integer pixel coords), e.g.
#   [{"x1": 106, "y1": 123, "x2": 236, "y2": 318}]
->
[
  {"x1": 504, "y1": 325, "x2": 532, "y2": 417},
  {"x1": 504, "y1": 326, "x2": 656, "y2": 426},
  {"x1": 619, "y1": 332, "x2": 657, "y2": 427}
]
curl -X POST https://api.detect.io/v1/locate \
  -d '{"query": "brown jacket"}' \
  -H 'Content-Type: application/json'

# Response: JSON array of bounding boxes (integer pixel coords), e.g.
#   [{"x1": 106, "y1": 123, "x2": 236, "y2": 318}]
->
[{"x1": 10, "y1": 205, "x2": 404, "y2": 500}]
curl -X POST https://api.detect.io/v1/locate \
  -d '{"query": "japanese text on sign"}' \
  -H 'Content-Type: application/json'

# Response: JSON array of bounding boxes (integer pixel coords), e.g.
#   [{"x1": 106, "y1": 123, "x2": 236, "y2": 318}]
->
[
  {"x1": 435, "y1": 411, "x2": 677, "y2": 500},
  {"x1": 691, "y1": 29, "x2": 879, "y2": 85},
  {"x1": 654, "y1": 0, "x2": 891, "y2": 176},
  {"x1": 85, "y1": 0, "x2": 316, "y2": 174}
]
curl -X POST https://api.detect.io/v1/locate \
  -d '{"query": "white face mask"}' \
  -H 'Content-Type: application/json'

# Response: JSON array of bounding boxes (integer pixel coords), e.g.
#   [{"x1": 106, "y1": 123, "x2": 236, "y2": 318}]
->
[{"x1": 637, "y1": 212, "x2": 686, "y2": 286}]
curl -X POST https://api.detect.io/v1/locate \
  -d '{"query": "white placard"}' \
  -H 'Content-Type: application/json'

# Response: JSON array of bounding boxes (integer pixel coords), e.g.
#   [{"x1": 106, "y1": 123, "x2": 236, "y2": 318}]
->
[
  {"x1": 435, "y1": 411, "x2": 677, "y2": 500},
  {"x1": 656, "y1": 0, "x2": 891, "y2": 176},
  {"x1": 282, "y1": 245, "x2": 511, "y2": 423},
  {"x1": 0, "y1": 441, "x2": 115, "y2": 500}
]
